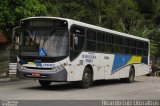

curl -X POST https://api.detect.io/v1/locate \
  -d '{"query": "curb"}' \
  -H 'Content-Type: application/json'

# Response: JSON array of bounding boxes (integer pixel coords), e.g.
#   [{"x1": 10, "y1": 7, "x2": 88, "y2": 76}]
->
[
  {"x1": 0, "y1": 78, "x2": 10, "y2": 83},
  {"x1": 0, "y1": 76, "x2": 19, "y2": 83}
]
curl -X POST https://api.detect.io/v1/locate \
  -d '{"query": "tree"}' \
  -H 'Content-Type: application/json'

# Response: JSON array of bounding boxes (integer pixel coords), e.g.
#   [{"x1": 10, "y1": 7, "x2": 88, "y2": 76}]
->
[
  {"x1": 1, "y1": 0, "x2": 160, "y2": 60},
  {"x1": 0, "y1": 0, "x2": 14, "y2": 34},
  {"x1": 135, "y1": 0, "x2": 160, "y2": 61},
  {"x1": 0, "y1": 0, "x2": 47, "y2": 36}
]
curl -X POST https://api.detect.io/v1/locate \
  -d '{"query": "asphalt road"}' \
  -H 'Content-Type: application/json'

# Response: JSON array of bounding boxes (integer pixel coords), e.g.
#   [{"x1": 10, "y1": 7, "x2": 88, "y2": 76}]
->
[{"x1": 0, "y1": 76, "x2": 160, "y2": 100}]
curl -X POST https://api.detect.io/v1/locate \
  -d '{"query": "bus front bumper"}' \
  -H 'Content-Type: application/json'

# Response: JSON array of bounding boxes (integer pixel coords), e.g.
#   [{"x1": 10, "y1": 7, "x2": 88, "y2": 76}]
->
[{"x1": 16, "y1": 68, "x2": 67, "y2": 82}]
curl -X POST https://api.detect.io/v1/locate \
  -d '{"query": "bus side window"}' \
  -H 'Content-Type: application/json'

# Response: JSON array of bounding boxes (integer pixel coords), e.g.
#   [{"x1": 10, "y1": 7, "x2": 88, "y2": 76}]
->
[
  {"x1": 87, "y1": 29, "x2": 96, "y2": 51},
  {"x1": 74, "y1": 34, "x2": 84, "y2": 51}
]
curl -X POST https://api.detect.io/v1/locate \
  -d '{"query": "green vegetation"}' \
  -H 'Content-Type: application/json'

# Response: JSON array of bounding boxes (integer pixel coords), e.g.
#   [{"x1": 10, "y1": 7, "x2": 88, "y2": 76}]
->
[{"x1": 0, "y1": 0, "x2": 160, "y2": 62}]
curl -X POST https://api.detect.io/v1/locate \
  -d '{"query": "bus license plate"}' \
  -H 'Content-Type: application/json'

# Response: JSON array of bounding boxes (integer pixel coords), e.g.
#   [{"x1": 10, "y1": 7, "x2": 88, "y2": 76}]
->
[{"x1": 32, "y1": 73, "x2": 40, "y2": 77}]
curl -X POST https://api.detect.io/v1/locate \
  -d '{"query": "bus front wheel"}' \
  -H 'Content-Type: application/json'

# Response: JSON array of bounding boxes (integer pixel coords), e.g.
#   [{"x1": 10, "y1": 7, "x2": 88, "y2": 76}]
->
[
  {"x1": 79, "y1": 67, "x2": 93, "y2": 88},
  {"x1": 39, "y1": 80, "x2": 51, "y2": 87}
]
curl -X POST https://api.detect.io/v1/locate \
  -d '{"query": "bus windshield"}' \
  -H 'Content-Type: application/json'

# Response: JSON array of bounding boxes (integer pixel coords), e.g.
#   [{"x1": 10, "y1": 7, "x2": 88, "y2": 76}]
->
[{"x1": 19, "y1": 30, "x2": 69, "y2": 57}]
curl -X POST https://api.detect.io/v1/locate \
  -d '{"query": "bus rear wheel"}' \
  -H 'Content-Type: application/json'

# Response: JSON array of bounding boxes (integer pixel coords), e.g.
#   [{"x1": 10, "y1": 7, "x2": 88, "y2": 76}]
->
[
  {"x1": 79, "y1": 67, "x2": 93, "y2": 88},
  {"x1": 39, "y1": 80, "x2": 51, "y2": 87},
  {"x1": 121, "y1": 67, "x2": 135, "y2": 83}
]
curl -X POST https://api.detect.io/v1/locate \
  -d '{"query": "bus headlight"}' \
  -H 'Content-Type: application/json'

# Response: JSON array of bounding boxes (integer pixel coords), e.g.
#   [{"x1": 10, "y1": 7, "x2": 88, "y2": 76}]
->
[{"x1": 51, "y1": 65, "x2": 64, "y2": 72}]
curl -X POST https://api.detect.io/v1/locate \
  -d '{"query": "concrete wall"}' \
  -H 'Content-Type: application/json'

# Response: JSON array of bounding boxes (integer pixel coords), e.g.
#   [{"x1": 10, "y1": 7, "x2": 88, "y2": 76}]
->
[{"x1": 0, "y1": 49, "x2": 10, "y2": 77}]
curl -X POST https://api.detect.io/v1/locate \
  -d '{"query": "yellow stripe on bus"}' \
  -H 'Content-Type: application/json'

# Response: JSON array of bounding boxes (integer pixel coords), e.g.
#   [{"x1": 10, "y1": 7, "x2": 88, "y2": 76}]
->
[
  {"x1": 127, "y1": 56, "x2": 142, "y2": 64},
  {"x1": 28, "y1": 62, "x2": 35, "y2": 64}
]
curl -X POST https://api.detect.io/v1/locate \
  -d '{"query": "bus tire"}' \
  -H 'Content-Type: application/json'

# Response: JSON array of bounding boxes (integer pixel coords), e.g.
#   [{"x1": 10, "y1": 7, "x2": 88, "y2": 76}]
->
[
  {"x1": 126, "y1": 67, "x2": 135, "y2": 83},
  {"x1": 79, "y1": 67, "x2": 92, "y2": 88},
  {"x1": 39, "y1": 80, "x2": 51, "y2": 87},
  {"x1": 121, "y1": 67, "x2": 135, "y2": 83}
]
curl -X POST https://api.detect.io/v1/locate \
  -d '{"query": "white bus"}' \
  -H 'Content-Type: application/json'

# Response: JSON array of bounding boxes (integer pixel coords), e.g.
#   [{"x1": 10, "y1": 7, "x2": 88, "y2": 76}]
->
[{"x1": 13, "y1": 17, "x2": 150, "y2": 88}]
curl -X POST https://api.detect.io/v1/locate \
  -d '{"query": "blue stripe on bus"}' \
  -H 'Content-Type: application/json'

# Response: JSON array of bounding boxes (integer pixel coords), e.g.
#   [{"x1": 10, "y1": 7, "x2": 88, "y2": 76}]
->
[
  {"x1": 112, "y1": 54, "x2": 131, "y2": 73},
  {"x1": 111, "y1": 54, "x2": 148, "y2": 74}
]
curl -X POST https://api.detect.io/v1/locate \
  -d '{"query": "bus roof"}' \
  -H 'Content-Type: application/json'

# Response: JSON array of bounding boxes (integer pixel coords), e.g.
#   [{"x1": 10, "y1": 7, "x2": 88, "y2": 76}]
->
[{"x1": 22, "y1": 16, "x2": 149, "y2": 42}]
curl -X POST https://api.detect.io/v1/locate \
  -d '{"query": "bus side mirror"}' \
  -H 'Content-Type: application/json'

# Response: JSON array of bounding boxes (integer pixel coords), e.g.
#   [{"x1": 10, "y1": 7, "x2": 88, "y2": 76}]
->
[
  {"x1": 74, "y1": 35, "x2": 78, "y2": 46},
  {"x1": 12, "y1": 29, "x2": 15, "y2": 42},
  {"x1": 12, "y1": 26, "x2": 20, "y2": 45}
]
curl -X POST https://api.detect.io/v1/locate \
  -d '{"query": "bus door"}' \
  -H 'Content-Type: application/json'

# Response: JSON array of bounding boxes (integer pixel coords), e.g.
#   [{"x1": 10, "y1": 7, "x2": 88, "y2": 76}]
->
[{"x1": 70, "y1": 25, "x2": 85, "y2": 81}]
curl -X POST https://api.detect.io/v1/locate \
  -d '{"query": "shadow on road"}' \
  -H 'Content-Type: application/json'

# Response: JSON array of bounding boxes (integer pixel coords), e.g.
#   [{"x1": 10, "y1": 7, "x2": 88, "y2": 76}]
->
[
  {"x1": 93, "y1": 79, "x2": 141, "y2": 87},
  {"x1": 21, "y1": 79, "x2": 142, "y2": 91}
]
